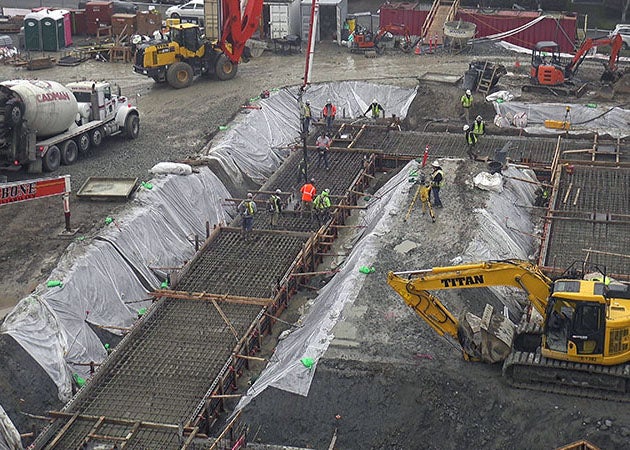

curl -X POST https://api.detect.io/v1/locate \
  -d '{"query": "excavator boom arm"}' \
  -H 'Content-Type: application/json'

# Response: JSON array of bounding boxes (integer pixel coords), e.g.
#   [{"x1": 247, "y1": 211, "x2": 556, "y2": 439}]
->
[
  {"x1": 219, "y1": 0, "x2": 264, "y2": 64},
  {"x1": 389, "y1": 260, "x2": 553, "y2": 318},
  {"x1": 387, "y1": 271, "x2": 460, "y2": 339},
  {"x1": 566, "y1": 34, "x2": 623, "y2": 76}
]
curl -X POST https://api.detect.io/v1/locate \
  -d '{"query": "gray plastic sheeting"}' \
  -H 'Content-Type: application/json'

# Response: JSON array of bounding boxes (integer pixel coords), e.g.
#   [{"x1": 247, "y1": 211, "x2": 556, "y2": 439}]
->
[
  {"x1": 494, "y1": 101, "x2": 630, "y2": 138},
  {"x1": 0, "y1": 168, "x2": 232, "y2": 401},
  {"x1": 0, "y1": 81, "x2": 417, "y2": 403},
  {"x1": 234, "y1": 161, "x2": 539, "y2": 412},
  {"x1": 200, "y1": 81, "x2": 416, "y2": 184}
]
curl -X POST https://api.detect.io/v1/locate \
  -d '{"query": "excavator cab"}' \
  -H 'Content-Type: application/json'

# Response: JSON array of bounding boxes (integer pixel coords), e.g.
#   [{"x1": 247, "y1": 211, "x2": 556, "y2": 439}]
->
[{"x1": 531, "y1": 41, "x2": 565, "y2": 85}]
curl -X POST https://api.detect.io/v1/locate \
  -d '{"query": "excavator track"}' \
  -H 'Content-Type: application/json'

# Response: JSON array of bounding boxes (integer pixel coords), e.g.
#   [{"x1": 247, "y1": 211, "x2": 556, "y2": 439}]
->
[{"x1": 503, "y1": 351, "x2": 630, "y2": 402}]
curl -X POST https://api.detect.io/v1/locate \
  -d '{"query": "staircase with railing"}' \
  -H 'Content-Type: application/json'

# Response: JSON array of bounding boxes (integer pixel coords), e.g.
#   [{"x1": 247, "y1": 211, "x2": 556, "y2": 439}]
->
[{"x1": 421, "y1": 0, "x2": 460, "y2": 45}]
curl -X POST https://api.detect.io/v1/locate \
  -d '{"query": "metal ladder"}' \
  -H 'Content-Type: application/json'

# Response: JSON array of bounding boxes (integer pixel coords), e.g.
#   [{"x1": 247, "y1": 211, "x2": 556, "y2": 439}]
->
[{"x1": 476, "y1": 61, "x2": 498, "y2": 95}]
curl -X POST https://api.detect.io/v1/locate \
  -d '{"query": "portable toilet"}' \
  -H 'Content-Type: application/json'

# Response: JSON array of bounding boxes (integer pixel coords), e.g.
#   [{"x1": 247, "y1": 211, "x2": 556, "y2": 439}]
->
[
  {"x1": 60, "y1": 10, "x2": 73, "y2": 46},
  {"x1": 41, "y1": 10, "x2": 66, "y2": 51},
  {"x1": 24, "y1": 10, "x2": 47, "y2": 51}
]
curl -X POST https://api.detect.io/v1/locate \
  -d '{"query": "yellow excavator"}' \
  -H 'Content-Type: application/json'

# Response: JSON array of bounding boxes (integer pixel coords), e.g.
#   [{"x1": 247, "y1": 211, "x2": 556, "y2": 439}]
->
[{"x1": 387, "y1": 260, "x2": 630, "y2": 400}]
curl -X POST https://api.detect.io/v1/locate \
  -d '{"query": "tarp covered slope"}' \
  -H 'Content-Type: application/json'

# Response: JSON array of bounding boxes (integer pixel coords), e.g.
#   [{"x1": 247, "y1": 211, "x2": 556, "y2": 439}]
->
[{"x1": 1, "y1": 82, "x2": 417, "y2": 403}]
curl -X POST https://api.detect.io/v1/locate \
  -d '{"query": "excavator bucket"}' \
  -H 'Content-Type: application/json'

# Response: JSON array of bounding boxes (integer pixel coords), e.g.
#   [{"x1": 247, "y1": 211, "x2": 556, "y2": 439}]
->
[{"x1": 458, "y1": 305, "x2": 516, "y2": 364}]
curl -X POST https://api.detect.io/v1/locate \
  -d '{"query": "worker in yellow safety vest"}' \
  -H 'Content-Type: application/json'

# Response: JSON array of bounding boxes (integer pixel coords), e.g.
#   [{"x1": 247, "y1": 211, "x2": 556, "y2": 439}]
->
[
  {"x1": 473, "y1": 115, "x2": 485, "y2": 136},
  {"x1": 463, "y1": 124, "x2": 478, "y2": 160},
  {"x1": 460, "y1": 89, "x2": 473, "y2": 123}
]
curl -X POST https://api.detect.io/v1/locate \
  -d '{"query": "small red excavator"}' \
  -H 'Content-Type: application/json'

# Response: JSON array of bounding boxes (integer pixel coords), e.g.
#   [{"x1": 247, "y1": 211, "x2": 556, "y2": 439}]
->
[
  {"x1": 524, "y1": 34, "x2": 624, "y2": 96},
  {"x1": 351, "y1": 24, "x2": 414, "y2": 54}
]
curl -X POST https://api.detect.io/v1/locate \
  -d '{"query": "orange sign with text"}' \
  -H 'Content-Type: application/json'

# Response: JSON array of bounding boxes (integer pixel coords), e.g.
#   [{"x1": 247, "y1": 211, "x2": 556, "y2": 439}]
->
[{"x1": 0, "y1": 176, "x2": 70, "y2": 205}]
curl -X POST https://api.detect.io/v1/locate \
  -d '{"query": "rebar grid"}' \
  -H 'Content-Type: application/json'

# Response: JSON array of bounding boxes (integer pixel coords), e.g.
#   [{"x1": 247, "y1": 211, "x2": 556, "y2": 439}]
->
[
  {"x1": 176, "y1": 229, "x2": 307, "y2": 297},
  {"x1": 555, "y1": 166, "x2": 630, "y2": 215},
  {"x1": 545, "y1": 166, "x2": 630, "y2": 276},
  {"x1": 70, "y1": 299, "x2": 258, "y2": 423},
  {"x1": 265, "y1": 149, "x2": 367, "y2": 195},
  {"x1": 234, "y1": 210, "x2": 323, "y2": 232},
  {"x1": 361, "y1": 131, "x2": 592, "y2": 163},
  {"x1": 50, "y1": 419, "x2": 183, "y2": 449}
]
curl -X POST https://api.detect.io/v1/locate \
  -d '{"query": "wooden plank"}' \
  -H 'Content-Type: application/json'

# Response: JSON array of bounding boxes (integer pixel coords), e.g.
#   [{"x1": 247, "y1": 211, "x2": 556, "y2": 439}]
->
[
  {"x1": 44, "y1": 412, "x2": 80, "y2": 450},
  {"x1": 152, "y1": 289, "x2": 272, "y2": 306}
]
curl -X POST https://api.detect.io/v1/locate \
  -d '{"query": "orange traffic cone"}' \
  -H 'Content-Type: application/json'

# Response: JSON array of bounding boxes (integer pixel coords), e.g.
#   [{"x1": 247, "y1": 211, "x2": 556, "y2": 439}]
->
[{"x1": 414, "y1": 43, "x2": 421, "y2": 55}]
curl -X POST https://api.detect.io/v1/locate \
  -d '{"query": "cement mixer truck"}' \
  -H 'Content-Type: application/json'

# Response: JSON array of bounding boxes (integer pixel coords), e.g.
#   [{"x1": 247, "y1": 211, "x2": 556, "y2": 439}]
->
[{"x1": 0, "y1": 79, "x2": 140, "y2": 173}]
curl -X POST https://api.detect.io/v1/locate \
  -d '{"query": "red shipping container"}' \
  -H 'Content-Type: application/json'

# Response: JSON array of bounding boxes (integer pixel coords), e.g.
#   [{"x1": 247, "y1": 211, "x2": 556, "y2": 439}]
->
[
  {"x1": 86, "y1": 1, "x2": 114, "y2": 35},
  {"x1": 379, "y1": 2, "x2": 429, "y2": 37},
  {"x1": 456, "y1": 9, "x2": 577, "y2": 53},
  {"x1": 70, "y1": 9, "x2": 88, "y2": 35}
]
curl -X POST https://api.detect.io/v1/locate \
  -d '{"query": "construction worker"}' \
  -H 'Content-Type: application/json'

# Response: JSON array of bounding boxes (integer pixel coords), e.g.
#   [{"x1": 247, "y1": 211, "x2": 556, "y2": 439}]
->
[
  {"x1": 300, "y1": 100, "x2": 312, "y2": 135},
  {"x1": 364, "y1": 98, "x2": 384, "y2": 119},
  {"x1": 297, "y1": 158, "x2": 308, "y2": 184},
  {"x1": 473, "y1": 115, "x2": 485, "y2": 136},
  {"x1": 419, "y1": 181, "x2": 435, "y2": 222},
  {"x1": 300, "y1": 178, "x2": 317, "y2": 218},
  {"x1": 267, "y1": 189, "x2": 283, "y2": 227},
  {"x1": 430, "y1": 161, "x2": 444, "y2": 208},
  {"x1": 460, "y1": 89, "x2": 473, "y2": 124},
  {"x1": 313, "y1": 189, "x2": 332, "y2": 226},
  {"x1": 315, "y1": 132, "x2": 331, "y2": 170},
  {"x1": 238, "y1": 193, "x2": 257, "y2": 237},
  {"x1": 322, "y1": 99, "x2": 337, "y2": 134},
  {"x1": 464, "y1": 124, "x2": 478, "y2": 160}
]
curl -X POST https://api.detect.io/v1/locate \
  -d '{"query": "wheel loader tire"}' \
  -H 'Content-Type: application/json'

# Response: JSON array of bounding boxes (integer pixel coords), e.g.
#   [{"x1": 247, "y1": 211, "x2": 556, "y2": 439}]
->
[
  {"x1": 91, "y1": 128, "x2": 104, "y2": 147},
  {"x1": 167, "y1": 62, "x2": 194, "y2": 89},
  {"x1": 5, "y1": 100, "x2": 23, "y2": 127},
  {"x1": 215, "y1": 54, "x2": 238, "y2": 81},
  {"x1": 76, "y1": 133, "x2": 90, "y2": 153},
  {"x1": 124, "y1": 114, "x2": 140, "y2": 139},
  {"x1": 42, "y1": 145, "x2": 61, "y2": 172},
  {"x1": 61, "y1": 140, "x2": 78, "y2": 165}
]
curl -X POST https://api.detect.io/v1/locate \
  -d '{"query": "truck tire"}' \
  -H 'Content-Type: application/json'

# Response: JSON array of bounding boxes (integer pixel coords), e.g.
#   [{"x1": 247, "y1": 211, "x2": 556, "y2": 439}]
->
[
  {"x1": 61, "y1": 140, "x2": 78, "y2": 165},
  {"x1": 215, "y1": 54, "x2": 237, "y2": 81},
  {"x1": 42, "y1": 145, "x2": 61, "y2": 172},
  {"x1": 5, "y1": 100, "x2": 23, "y2": 127},
  {"x1": 90, "y1": 128, "x2": 103, "y2": 147},
  {"x1": 167, "y1": 62, "x2": 193, "y2": 89},
  {"x1": 76, "y1": 133, "x2": 90, "y2": 153},
  {"x1": 124, "y1": 114, "x2": 140, "y2": 139}
]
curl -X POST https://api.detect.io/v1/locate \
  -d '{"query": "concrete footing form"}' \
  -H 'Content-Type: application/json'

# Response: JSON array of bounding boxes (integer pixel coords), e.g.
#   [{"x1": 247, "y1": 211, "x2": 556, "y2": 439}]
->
[{"x1": 31, "y1": 123, "x2": 629, "y2": 448}]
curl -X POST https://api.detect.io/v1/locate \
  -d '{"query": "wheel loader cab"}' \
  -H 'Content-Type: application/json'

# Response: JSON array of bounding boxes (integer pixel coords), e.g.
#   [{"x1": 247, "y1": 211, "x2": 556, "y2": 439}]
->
[{"x1": 169, "y1": 23, "x2": 206, "y2": 57}]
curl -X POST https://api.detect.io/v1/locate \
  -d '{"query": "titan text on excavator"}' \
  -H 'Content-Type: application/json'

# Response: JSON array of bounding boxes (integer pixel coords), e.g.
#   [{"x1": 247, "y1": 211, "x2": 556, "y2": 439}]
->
[{"x1": 388, "y1": 260, "x2": 630, "y2": 401}]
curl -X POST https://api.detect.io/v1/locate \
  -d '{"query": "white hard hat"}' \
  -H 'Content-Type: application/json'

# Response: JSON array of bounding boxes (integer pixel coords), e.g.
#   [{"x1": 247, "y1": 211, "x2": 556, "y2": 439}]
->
[
  {"x1": 247, "y1": 192, "x2": 253, "y2": 198},
  {"x1": 476, "y1": 115, "x2": 482, "y2": 121},
  {"x1": 373, "y1": 98, "x2": 377, "y2": 103},
  {"x1": 432, "y1": 160, "x2": 440, "y2": 168},
  {"x1": 326, "y1": 98, "x2": 331, "y2": 104},
  {"x1": 275, "y1": 189, "x2": 281, "y2": 194},
  {"x1": 324, "y1": 188, "x2": 330, "y2": 193},
  {"x1": 305, "y1": 100, "x2": 310, "y2": 105},
  {"x1": 465, "y1": 89, "x2": 471, "y2": 95},
  {"x1": 463, "y1": 124, "x2": 470, "y2": 131}
]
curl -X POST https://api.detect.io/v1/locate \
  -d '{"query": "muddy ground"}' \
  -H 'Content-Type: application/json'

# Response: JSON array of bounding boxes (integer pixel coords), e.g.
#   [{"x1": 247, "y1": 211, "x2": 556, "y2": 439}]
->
[{"x1": 0, "y1": 33, "x2": 629, "y2": 448}]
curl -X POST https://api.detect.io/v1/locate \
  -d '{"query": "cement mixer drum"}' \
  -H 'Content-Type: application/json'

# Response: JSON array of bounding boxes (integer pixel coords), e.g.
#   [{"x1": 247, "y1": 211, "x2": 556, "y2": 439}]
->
[{"x1": 0, "y1": 79, "x2": 78, "y2": 138}]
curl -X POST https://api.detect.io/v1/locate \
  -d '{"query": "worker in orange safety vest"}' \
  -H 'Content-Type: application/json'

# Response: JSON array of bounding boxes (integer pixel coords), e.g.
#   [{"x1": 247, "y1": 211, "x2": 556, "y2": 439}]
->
[
  {"x1": 300, "y1": 178, "x2": 317, "y2": 219},
  {"x1": 322, "y1": 99, "x2": 337, "y2": 134}
]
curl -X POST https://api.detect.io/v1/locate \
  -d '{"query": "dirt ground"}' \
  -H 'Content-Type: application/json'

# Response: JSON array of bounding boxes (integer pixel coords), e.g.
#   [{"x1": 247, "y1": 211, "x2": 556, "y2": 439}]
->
[{"x1": 1, "y1": 34, "x2": 629, "y2": 448}]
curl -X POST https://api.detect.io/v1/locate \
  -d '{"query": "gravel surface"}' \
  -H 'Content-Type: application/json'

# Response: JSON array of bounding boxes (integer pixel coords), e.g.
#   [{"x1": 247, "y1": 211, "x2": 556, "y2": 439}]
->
[{"x1": 1, "y1": 37, "x2": 629, "y2": 448}]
